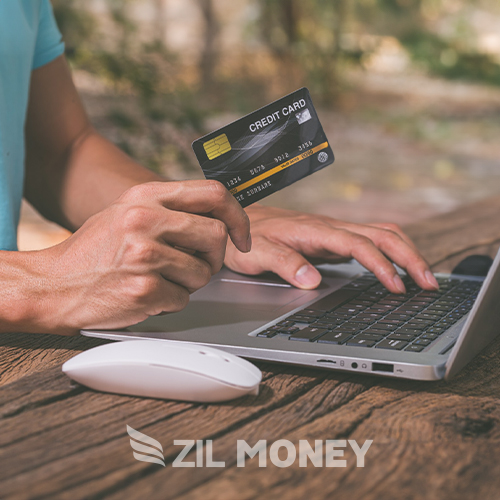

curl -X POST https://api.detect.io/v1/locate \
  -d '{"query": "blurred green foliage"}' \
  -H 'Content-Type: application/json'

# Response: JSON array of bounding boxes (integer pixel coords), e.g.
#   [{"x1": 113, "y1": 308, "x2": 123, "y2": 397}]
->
[
  {"x1": 354, "y1": 0, "x2": 500, "y2": 86},
  {"x1": 53, "y1": 0, "x2": 500, "y2": 108},
  {"x1": 257, "y1": 0, "x2": 500, "y2": 97},
  {"x1": 51, "y1": 0, "x2": 500, "y2": 173}
]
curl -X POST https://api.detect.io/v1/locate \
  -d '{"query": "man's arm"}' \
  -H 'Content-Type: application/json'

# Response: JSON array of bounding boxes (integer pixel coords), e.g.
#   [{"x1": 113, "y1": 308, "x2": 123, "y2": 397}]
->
[
  {"x1": 0, "y1": 55, "x2": 250, "y2": 335},
  {"x1": 24, "y1": 55, "x2": 163, "y2": 231}
]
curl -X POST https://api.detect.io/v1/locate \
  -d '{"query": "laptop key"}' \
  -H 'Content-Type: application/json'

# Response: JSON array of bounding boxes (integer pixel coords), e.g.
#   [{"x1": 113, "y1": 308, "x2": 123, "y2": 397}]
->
[
  {"x1": 329, "y1": 326, "x2": 362, "y2": 334},
  {"x1": 412, "y1": 339, "x2": 432, "y2": 346},
  {"x1": 408, "y1": 297, "x2": 434, "y2": 303},
  {"x1": 397, "y1": 304, "x2": 426, "y2": 312},
  {"x1": 385, "y1": 314, "x2": 413, "y2": 321},
  {"x1": 435, "y1": 318, "x2": 456, "y2": 327},
  {"x1": 379, "y1": 299, "x2": 406, "y2": 305},
  {"x1": 420, "y1": 333, "x2": 439, "y2": 341},
  {"x1": 336, "y1": 307, "x2": 363, "y2": 315},
  {"x1": 279, "y1": 326, "x2": 300, "y2": 334},
  {"x1": 312, "y1": 318, "x2": 345, "y2": 326},
  {"x1": 317, "y1": 331, "x2": 353, "y2": 344},
  {"x1": 310, "y1": 321, "x2": 340, "y2": 329},
  {"x1": 414, "y1": 313, "x2": 442, "y2": 321},
  {"x1": 289, "y1": 327, "x2": 328, "y2": 342},
  {"x1": 426, "y1": 327, "x2": 446, "y2": 335},
  {"x1": 365, "y1": 304, "x2": 395, "y2": 310},
  {"x1": 353, "y1": 333, "x2": 385, "y2": 341},
  {"x1": 276, "y1": 321, "x2": 295, "y2": 328},
  {"x1": 387, "y1": 333, "x2": 416, "y2": 341},
  {"x1": 257, "y1": 330, "x2": 278, "y2": 338},
  {"x1": 287, "y1": 315, "x2": 317, "y2": 323},
  {"x1": 345, "y1": 338, "x2": 377, "y2": 347},
  {"x1": 299, "y1": 309, "x2": 326, "y2": 317},
  {"x1": 375, "y1": 339, "x2": 409, "y2": 350},
  {"x1": 363, "y1": 327, "x2": 393, "y2": 335},
  {"x1": 396, "y1": 327, "x2": 423, "y2": 335},
  {"x1": 378, "y1": 320, "x2": 405, "y2": 328},
  {"x1": 405, "y1": 344, "x2": 425, "y2": 352},
  {"x1": 405, "y1": 321, "x2": 430, "y2": 329},
  {"x1": 426, "y1": 304, "x2": 453, "y2": 312},
  {"x1": 306, "y1": 288, "x2": 360, "y2": 312},
  {"x1": 357, "y1": 312, "x2": 384, "y2": 319},
  {"x1": 351, "y1": 316, "x2": 378, "y2": 324}
]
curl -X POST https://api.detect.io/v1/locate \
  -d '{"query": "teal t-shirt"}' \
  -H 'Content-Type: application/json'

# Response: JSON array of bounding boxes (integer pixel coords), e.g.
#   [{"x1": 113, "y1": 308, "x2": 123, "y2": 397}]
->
[{"x1": 0, "y1": 0, "x2": 65, "y2": 250}]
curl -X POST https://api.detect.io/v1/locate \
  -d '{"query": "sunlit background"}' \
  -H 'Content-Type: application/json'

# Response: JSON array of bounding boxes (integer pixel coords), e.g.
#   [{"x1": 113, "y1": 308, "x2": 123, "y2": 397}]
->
[{"x1": 19, "y1": 0, "x2": 500, "y2": 250}]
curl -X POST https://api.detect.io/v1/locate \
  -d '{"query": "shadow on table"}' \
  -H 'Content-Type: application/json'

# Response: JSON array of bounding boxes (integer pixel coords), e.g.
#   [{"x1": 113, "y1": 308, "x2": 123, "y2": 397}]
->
[{"x1": 0, "y1": 332, "x2": 110, "y2": 351}]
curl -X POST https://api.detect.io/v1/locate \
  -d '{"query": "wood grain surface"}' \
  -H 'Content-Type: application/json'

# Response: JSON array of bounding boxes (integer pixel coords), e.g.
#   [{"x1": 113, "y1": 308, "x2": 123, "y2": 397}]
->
[{"x1": 1, "y1": 196, "x2": 500, "y2": 500}]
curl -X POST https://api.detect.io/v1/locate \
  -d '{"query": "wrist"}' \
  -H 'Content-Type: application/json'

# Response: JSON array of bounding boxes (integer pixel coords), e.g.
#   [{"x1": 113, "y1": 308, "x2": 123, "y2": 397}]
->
[{"x1": 0, "y1": 249, "x2": 66, "y2": 334}]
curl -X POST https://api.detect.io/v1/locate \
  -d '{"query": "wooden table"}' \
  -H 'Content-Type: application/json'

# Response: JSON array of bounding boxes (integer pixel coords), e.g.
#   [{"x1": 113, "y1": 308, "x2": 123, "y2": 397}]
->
[{"x1": 2, "y1": 196, "x2": 500, "y2": 500}]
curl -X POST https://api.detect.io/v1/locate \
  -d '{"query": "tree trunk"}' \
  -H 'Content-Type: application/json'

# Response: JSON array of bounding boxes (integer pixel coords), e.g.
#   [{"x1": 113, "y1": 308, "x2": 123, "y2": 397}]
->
[{"x1": 198, "y1": 0, "x2": 219, "y2": 89}]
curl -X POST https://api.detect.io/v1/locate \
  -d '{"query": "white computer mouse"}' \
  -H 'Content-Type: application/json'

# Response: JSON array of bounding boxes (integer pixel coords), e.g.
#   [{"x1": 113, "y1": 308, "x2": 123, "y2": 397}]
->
[{"x1": 62, "y1": 340, "x2": 262, "y2": 403}]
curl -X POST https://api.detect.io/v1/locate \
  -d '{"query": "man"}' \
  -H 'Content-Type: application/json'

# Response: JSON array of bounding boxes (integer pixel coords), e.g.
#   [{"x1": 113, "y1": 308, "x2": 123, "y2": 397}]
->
[{"x1": 0, "y1": 1, "x2": 438, "y2": 336}]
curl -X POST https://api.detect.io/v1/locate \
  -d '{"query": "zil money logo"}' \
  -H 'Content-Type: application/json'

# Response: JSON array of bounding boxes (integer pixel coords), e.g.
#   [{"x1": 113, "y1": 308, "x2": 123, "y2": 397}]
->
[{"x1": 127, "y1": 425, "x2": 165, "y2": 467}]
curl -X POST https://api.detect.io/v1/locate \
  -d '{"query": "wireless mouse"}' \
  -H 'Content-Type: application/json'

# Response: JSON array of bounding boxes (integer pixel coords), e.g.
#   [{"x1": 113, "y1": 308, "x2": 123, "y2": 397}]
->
[{"x1": 62, "y1": 340, "x2": 262, "y2": 402}]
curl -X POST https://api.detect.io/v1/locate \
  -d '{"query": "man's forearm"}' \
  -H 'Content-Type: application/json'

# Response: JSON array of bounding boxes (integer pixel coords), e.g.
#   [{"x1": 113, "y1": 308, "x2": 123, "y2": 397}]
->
[
  {"x1": 24, "y1": 55, "x2": 166, "y2": 231},
  {"x1": 54, "y1": 129, "x2": 164, "y2": 230},
  {"x1": 0, "y1": 250, "x2": 52, "y2": 333},
  {"x1": 25, "y1": 128, "x2": 164, "y2": 231}
]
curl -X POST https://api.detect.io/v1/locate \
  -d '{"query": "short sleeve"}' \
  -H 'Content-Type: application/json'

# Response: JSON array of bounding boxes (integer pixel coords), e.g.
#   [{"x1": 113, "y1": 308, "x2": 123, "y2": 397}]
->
[{"x1": 32, "y1": 0, "x2": 65, "y2": 69}]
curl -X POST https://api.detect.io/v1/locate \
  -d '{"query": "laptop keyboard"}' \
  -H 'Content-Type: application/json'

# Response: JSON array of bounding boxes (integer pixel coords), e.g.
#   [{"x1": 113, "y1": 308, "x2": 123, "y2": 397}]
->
[{"x1": 256, "y1": 274, "x2": 481, "y2": 352}]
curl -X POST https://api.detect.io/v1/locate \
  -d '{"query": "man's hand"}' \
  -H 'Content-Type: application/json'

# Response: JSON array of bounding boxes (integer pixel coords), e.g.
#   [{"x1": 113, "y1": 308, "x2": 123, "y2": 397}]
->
[
  {"x1": 224, "y1": 205, "x2": 438, "y2": 294},
  {"x1": 9, "y1": 181, "x2": 250, "y2": 335}
]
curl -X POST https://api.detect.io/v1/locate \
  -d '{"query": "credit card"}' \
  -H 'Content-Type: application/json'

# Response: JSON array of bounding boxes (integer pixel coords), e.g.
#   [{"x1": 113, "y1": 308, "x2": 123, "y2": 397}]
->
[{"x1": 192, "y1": 88, "x2": 334, "y2": 208}]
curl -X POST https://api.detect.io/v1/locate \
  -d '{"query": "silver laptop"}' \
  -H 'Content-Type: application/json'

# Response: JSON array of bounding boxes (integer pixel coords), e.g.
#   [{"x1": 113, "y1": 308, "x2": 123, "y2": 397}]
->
[{"x1": 82, "y1": 246, "x2": 500, "y2": 381}]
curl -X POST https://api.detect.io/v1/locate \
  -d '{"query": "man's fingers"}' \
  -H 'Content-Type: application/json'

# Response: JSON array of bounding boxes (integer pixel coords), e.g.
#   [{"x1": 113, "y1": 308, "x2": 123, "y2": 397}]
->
[
  {"x1": 160, "y1": 211, "x2": 228, "y2": 273},
  {"x1": 371, "y1": 231, "x2": 438, "y2": 290},
  {"x1": 339, "y1": 224, "x2": 438, "y2": 290},
  {"x1": 317, "y1": 229, "x2": 408, "y2": 293},
  {"x1": 252, "y1": 238, "x2": 322, "y2": 290},
  {"x1": 154, "y1": 278, "x2": 191, "y2": 314},
  {"x1": 366, "y1": 222, "x2": 419, "y2": 251},
  {"x1": 122, "y1": 180, "x2": 251, "y2": 254},
  {"x1": 157, "y1": 247, "x2": 213, "y2": 293}
]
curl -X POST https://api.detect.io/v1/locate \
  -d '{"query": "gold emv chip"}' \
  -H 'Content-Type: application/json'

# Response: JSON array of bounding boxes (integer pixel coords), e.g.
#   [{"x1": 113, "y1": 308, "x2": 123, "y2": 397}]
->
[{"x1": 203, "y1": 133, "x2": 231, "y2": 160}]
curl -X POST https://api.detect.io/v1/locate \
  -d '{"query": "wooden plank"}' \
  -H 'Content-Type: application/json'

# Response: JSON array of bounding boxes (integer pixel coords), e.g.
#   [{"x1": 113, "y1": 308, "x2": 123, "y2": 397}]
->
[
  {"x1": 0, "y1": 364, "x2": 338, "y2": 498},
  {"x1": 189, "y1": 392, "x2": 500, "y2": 500},
  {"x1": 1, "y1": 335, "x2": 500, "y2": 499},
  {"x1": 100, "y1": 337, "x2": 500, "y2": 500},
  {"x1": 0, "y1": 333, "x2": 107, "y2": 387},
  {"x1": 166, "y1": 337, "x2": 500, "y2": 500}
]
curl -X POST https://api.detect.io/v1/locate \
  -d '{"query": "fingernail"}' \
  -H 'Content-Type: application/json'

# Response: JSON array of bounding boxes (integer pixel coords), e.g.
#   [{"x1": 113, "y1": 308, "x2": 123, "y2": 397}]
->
[
  {"x1": 425, "y1": 270, "x2": 439, "y2": 289},
  {"x1": 295, "y1": 265, "x2": 321, "y2": 287},
  {"x1": 246, "y1": 233, "x2": 252, "y2": 252},
  {"x1": 392, "y1": 274, "x2": 406, "y2": 294}
]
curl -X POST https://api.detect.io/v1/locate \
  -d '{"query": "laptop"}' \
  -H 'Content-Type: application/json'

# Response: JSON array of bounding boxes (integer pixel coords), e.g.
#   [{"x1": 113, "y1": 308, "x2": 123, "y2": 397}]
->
[{"x1": 82, "y1": 246, "x2": 500, "y2": 381}]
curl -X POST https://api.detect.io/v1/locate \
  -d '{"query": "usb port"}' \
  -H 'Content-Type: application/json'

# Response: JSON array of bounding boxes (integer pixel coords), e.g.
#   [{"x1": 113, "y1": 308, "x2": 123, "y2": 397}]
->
[{"x1": 372, "y1": 362, "x2": 394, "y2": 373}]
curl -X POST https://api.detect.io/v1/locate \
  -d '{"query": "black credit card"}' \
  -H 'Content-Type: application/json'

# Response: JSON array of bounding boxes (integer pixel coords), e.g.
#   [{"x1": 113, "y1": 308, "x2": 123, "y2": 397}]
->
[{"x1": 192, "y1": 88, "x2": 334, "y2": 208}]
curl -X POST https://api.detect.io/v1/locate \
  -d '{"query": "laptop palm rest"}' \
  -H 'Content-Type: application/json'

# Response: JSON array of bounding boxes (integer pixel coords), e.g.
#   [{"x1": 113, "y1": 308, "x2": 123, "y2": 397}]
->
[
  {"x1": 88, "y1": 264, "x2": 361, "y2": 343},
  {"x1": 120, "y1": 278, "x2": 317, "y2": 339}
]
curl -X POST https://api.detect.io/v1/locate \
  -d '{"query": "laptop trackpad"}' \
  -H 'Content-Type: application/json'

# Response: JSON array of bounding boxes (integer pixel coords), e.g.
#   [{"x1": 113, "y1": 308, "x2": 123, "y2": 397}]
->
[
  {"x1": 122, "y1": 277, "x2": 317, "y2": 334},
  {"x1": 193, "y1": 278, "x2": 313, "y2": 311}
]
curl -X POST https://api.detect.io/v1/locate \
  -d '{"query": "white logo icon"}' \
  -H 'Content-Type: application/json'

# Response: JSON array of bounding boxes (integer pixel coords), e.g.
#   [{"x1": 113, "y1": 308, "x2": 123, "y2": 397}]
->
[
  {"x1": 318, "y1": 152, "x2": 328, "y2": 163},
  {"x1": 296, "y1": 108, "x2": 312, "y2": 124},
  {"x1": 127, "y1": 425, "x2": 165, "y2": 467}
]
